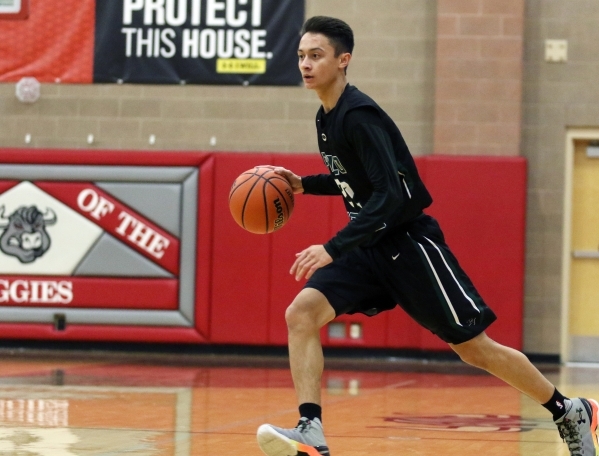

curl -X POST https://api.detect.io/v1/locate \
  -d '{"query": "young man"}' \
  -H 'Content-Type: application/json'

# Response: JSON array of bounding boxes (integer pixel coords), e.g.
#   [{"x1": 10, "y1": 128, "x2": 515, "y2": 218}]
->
[{"x1": 256, "y1": 15, "x2": 598, "y2": 456}]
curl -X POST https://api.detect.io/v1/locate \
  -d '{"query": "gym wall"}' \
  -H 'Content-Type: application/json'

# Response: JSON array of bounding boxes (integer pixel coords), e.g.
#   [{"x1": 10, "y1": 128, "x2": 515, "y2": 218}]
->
[{"x1": 1, "y1": 0, "x2": 599, "y2": 355}]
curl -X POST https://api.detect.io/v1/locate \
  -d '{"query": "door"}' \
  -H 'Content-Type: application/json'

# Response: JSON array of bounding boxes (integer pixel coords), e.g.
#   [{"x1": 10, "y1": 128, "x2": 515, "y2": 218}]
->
[{"x1": 568, "y1": 140, "x2": 599, "y2": 362}]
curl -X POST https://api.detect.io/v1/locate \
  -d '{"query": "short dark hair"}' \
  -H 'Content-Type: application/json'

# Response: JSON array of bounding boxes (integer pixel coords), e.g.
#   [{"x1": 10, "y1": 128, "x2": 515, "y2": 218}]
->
[{"x1": 300, "y1": 16, "x2": 354, "y2": 56}]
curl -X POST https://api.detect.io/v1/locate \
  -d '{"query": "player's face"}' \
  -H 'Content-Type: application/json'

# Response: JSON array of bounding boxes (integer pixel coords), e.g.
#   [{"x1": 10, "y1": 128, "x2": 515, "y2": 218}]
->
[{"x1": 297, "y1": 33, "x2": 349, "y2": 91}]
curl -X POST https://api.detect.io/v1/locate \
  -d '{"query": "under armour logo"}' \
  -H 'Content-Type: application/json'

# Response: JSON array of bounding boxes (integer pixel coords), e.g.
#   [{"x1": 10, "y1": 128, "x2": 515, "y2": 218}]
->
[
  {"x1": 556, "y1": 400, "x2": 564, "y2": 409},
  {"x1": 576, "y1": 407, "x2": 586, "y2": 425},
  {"x1": 466, "y1": 318, "x2": 477, "y2": 326}
]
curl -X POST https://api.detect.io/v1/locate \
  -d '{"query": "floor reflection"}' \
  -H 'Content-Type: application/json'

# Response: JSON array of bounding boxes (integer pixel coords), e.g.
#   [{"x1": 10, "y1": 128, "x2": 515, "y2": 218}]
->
[{"x1": 0, "y1": 350, "x2": 595, "y2": 455}]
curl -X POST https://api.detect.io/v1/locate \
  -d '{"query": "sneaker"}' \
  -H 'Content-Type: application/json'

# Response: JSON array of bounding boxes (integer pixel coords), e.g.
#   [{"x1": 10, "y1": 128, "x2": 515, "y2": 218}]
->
[
  {"x1": 257, "y1": 417, "x2": 330, "y2": 456},
  {"x1": 555, "y1": 397, "x2": 599, "y2": 456}
]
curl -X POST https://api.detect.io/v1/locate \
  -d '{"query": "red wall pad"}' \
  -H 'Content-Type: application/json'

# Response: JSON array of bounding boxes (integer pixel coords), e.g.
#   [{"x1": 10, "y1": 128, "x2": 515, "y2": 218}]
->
[
  {"x1": 209, "y1": 154, "x2": 273, "y2": 344},
  {"x1": 417, "y1": 155, "x2": 527, "y2": 351},
  {"x1": 269, "y1": 156, "x2": 334, "y2": 345},
  {"x1": 0, "y1": 150, "x2": 526, "y2": 350},
  {"x1": 0, "y1": 148, "x2": 212, "y2": 343}
]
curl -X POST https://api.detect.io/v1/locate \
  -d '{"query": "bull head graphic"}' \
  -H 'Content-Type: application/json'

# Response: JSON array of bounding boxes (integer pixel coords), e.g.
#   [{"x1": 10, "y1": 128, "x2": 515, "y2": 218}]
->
[{"x1": 0, "y1": 205, "x2": 57, "y2": 263}]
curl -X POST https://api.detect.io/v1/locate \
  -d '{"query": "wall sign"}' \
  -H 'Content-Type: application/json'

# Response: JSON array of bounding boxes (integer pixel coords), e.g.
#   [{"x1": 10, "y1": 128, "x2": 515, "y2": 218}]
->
[
  {"x1": 0, "y1": 0, "x2": 29, "y2": 20},
  {"x1": 0, "y1": 149, "x2": 214, "y2": 344},
  {"x1": 94, "y1": 0, "x2": 304, "y2": 85}
]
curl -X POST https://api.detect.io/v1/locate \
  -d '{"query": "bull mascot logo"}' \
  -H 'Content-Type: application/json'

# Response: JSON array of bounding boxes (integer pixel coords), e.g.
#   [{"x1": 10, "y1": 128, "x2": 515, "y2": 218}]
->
[{"x1": 0, "y1": 205, "x2": 57, "y2": 263}]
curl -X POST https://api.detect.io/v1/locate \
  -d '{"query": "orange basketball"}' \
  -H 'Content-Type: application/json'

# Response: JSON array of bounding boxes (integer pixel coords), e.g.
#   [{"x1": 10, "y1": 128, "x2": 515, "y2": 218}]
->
[{"x1": 229, "y1": 167, "x2": 295, "y2": 234}]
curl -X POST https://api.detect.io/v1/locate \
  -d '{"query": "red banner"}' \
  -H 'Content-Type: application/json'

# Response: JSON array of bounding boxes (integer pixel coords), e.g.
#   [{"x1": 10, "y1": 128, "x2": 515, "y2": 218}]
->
[
  {"x1": 0, "y1": 276, "x2": 178, "y2": 309},
  {"x1": 0, "y1": 0, "x2": 94, "y2": 82}
]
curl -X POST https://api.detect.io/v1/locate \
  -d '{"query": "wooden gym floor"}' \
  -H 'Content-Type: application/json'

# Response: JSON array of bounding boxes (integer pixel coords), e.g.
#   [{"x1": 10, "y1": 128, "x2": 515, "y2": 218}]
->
[{"x1": 0, "y1": 347, "x2": 596, "y2": 455}]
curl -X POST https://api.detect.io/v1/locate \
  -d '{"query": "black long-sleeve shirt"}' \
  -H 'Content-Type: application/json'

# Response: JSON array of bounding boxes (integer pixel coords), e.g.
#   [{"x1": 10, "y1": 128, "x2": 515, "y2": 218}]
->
[{"x1": 302, "y1": 84, "x2": 432, "y2": 259}]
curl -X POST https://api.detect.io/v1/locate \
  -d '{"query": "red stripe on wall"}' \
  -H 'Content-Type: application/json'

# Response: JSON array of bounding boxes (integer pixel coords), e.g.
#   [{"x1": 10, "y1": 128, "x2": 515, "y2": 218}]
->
[{"x1": 0, "y1": 276, "x2": 178, "y2": 309}]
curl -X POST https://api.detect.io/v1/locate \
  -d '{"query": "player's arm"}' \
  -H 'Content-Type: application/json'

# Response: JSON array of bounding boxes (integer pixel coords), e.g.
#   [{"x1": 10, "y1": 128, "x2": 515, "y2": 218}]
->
[
  {"x1": 301, "y1": 174, "x2": 342, "y2": 195},
  {"x1": 271, "y1": 167, "x2": 341, "y2": 195},
  {"x1": 323, "y1": 107, "x2": 404, "y2": 259}
]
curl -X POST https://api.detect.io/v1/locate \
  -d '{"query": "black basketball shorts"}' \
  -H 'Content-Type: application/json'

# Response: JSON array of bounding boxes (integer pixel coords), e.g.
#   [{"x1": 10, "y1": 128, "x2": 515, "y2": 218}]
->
[{"x1": 305, "y1": 214, "x2": 497, "y2": 345}]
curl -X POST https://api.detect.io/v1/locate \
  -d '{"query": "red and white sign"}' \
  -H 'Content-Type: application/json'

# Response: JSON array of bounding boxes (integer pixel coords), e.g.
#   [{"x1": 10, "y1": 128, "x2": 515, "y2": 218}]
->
[
  {"x1": 0, "y1": 0, "x2": 29, "y2": 20},
  {"x1": 0, "y1": 148, "x2": 214, "y2": 344},
  {"x1": 0, "y1": 276, "x2": 178, "y2": 309},
  {"x1": 36, "y1": 182, "x2": 180, "y2": 275}
]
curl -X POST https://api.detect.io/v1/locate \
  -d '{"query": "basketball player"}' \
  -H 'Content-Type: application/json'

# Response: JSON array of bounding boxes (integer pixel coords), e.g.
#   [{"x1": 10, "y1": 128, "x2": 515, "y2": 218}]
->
[{"x1": 256, "y1": 16, "x2": 598, "y2": 456}]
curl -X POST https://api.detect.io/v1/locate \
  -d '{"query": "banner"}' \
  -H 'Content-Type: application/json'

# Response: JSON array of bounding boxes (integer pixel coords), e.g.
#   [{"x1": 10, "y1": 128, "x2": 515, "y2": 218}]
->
[
  {"x1": 94, "y1": 0, "x2": 304, "y2": 85},
  {"x1": 0, "y1": 0, "x2": 304, "y2": 85}
]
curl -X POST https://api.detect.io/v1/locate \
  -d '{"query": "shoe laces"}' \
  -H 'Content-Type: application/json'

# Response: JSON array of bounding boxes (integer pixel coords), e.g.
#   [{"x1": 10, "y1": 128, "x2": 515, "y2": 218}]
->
[{"x1": 557, "y1": 418, "x2": 584, "y2": 455}]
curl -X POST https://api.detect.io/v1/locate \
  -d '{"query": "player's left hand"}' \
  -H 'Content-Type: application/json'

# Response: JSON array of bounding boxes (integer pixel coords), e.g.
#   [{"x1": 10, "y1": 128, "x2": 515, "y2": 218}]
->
[{"x1": 290, "y1": 245, "x2": 332, "y2": 281}]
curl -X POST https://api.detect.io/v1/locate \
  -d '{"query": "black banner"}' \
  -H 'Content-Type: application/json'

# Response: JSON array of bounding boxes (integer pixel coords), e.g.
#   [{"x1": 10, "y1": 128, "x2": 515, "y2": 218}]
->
[{"x1": 94, "y1": 0, "x2": 304, "y2": 85}]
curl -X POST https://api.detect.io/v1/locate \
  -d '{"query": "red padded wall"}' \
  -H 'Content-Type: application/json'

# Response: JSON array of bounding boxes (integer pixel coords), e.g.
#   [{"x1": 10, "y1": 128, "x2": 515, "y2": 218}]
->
[
  {"x1": 0, "y1": 149, "x2": 525, "y2": 350},
  {"x1": 421, "y1": 156, "x2": 526, "y2": 350},
  {"x1": 209, "y1": 154, "x2": 273, "y2": 344},
  {"x1": 208, "y1": 153, "x2": 526, "y2": 351},
  {"x1": 268, "y1": 156, "x2": 332, "y2": 345}
]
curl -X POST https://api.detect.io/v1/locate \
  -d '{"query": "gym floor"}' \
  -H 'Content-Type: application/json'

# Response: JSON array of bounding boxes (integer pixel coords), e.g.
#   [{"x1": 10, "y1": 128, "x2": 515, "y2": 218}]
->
[{"x1": 0, "y1": 347, "x2": 596, "y2": 455}]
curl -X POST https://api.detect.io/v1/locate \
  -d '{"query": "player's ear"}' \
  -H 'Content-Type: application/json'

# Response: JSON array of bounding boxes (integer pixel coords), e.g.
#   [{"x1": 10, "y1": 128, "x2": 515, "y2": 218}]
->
[{"x1": 339, "y1": 52, "x2": 351, "y2": 71}]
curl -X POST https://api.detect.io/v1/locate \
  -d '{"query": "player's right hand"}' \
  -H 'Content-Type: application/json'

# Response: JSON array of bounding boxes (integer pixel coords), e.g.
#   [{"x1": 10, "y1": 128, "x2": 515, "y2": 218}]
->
[
  {"x1": 291, "y1": 244, "x2": 332, "y2": 281},
  {"x1": 258, "y1": 165, "x2": 304, "y2": 194}
]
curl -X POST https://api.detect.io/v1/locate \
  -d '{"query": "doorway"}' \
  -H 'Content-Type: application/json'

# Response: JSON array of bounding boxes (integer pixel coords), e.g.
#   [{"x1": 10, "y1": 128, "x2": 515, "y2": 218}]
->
[{"x1": 562, "y1": 129, "x2": 599, "y2": 362}]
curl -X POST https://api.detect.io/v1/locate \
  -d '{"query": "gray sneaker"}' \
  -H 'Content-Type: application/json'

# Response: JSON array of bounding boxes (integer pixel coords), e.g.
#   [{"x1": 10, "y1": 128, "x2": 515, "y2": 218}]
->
[
  {"x1": 257, "y1": 417, "x2": 330, "y2": 456},
  {"x1": 555, "y1": 397, "x2": 599, "y2": 456}
]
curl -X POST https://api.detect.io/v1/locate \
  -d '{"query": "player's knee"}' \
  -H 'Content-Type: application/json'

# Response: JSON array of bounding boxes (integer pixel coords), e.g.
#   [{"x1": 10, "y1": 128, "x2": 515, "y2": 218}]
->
[
  {"x1": 285, "y1": 290, "x2": 333, "y2": 333},
  {"x1": 285, "y1": 300, "x2": 319, "y2": 332},
  {"x1": 451, "y1": 334, "x2": 491, "y2": 369}
]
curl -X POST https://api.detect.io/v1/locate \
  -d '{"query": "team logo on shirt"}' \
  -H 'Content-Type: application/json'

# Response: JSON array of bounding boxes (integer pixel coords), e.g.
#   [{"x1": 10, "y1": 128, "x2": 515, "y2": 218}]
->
[{"x1": 319, "y1": 152, "x2": 346, "y2": 175}]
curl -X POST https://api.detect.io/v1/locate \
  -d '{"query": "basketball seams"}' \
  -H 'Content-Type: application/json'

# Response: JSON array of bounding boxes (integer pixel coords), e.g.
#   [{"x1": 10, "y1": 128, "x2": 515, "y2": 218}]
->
[
  {"x1": 261, "y1": 178, "x2": 271, "y2": 233},
  {"x1": 264, "y1": 179, "x2": 293, "y2": 215},
  {"x1": 228, "y1": 175, "x2": 255, "y2": 202},
  {"x1": 239, "y1": 174, "x2": 266, "y2": 230},
  {"x1": 229, "y1": 166, "x2": 294, "y2": 234},
  {"x1": 231, "y1": 167, "x2": 271, "y2": 200},
  {"x1": 229, "y1": 173, "x2": 256, "y2": 193}
]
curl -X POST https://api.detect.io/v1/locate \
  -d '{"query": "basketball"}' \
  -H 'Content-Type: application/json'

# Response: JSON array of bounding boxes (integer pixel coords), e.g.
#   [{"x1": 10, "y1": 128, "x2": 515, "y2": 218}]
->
[{"x1": 228, "y1": 167, "x2": 295, "y2": 234}]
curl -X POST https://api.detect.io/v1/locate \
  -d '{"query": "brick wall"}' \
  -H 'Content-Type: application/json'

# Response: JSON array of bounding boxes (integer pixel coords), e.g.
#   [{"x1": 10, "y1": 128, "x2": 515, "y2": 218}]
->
[
  {"x1": 522, "y1": 0, "x2": 599, "y2": 354},
  {"x1": 434, "y1": 0, "x2": 524, "y2": 156},
  {"x1": 0, "y1": 0, "x2": 436, "y2": 156}
]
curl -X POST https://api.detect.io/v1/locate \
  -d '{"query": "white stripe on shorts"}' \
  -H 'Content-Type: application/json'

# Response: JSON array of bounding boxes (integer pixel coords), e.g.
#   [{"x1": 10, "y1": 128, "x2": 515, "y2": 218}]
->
[
  {"x1": 414, "y1": 239, "x2": 462, "y2": 326},
  {"x1": 423, "y1": 236, "x2": 480, "y2": 314}
]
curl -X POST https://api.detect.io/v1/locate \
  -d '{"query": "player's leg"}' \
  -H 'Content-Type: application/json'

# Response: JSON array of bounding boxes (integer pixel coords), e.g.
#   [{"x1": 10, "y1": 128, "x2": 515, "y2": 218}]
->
[
  {"x1": 286, "y1": 288, "x2": 335, "y2": 408},
  {"x1": 257, "y1": 251, "x2": 393, "y2": 456},
  {"x1": 450, "y1": 332, "x2": 555, "y2": 403},
  {"x1": 450, "y1": 332, "x2": 598, "y2": 455},
  {"x1": 389, "y1": 214, "x2": 598, "y2": 456},
  {"x1": 257, "y1": 288, "x2": 334, "y2": 456}
]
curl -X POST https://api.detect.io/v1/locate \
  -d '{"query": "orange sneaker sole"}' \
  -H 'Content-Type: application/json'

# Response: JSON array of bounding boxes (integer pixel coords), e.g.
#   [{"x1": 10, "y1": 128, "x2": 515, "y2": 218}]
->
[
  {"x1": 590, "y1": 399, "x2": 599, "y2": 448},
  {"x1": 296, "y1": 442, "x2": 324, "y2": 456}
]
